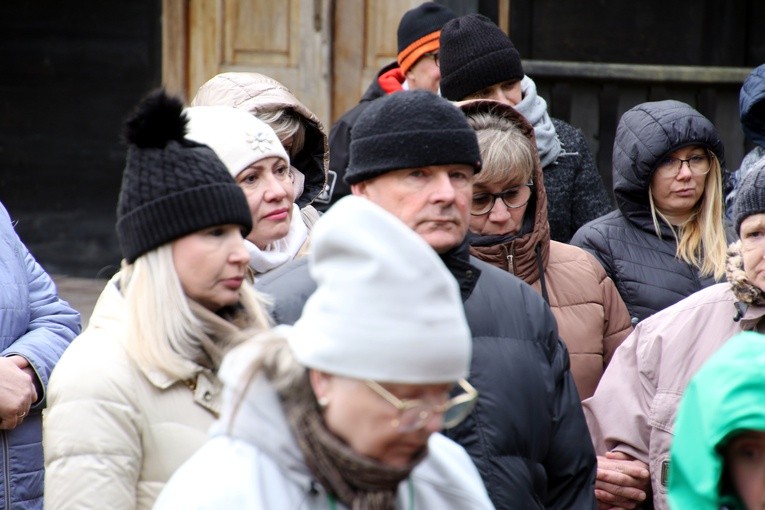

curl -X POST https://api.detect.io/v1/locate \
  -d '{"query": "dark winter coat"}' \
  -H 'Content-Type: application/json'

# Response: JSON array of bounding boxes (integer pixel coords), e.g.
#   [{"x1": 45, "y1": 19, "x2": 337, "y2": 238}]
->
[
  {"x1": 545, "y1": 119, "x2": 614, "y2": 242},
  {"x1": 571, "y1": 100, "x2": 727, "y2": 324},
  {"x1": 326, "y1": 62, "x2": 400, "y2": 209},
  {"x1": 256, "y1": 240, "x2": 597, "y2": 510}
]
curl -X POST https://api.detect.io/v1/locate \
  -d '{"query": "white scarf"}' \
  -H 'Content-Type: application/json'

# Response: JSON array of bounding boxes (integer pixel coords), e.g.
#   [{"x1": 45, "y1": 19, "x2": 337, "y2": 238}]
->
[
  {"x1": 246, "y1": 204, "x2": 308, "y2": 275},
  {"x1": 515, "y1": 76, "x2": 564, "y2": 167}
]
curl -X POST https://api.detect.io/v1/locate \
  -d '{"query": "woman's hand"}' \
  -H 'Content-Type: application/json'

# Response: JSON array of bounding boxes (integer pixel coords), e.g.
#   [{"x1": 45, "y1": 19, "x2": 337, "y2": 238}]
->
[
  {"x1": 594, "y1": 451, "x2": 650, "y2": 509},
  {"x1": 0, "y1": 356, "x2": 37, "y2": 429}
]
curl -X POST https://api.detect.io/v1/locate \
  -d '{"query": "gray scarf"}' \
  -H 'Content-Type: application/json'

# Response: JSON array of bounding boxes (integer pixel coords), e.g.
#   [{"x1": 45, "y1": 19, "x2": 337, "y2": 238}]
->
[{"x1": 515, "y1": 76, "x2": 564, "y2": 167}]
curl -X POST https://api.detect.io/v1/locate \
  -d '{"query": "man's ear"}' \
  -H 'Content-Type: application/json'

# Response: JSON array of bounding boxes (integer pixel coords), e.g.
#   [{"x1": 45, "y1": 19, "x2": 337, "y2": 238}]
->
[{"x1": 351, "y1": 182, "x2": 367, "y2": 197}]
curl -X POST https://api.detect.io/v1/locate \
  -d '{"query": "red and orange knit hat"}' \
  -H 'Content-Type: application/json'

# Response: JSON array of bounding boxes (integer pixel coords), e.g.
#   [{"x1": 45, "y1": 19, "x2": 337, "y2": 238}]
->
[{"x1": 396, "y1": 2, "x2": 456, "y2": 75}]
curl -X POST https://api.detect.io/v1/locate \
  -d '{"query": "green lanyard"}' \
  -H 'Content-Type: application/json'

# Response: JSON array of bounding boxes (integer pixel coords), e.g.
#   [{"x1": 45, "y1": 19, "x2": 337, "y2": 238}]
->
[{"x1": 326, "y1": 478, "x2": 414, "y2": 509}]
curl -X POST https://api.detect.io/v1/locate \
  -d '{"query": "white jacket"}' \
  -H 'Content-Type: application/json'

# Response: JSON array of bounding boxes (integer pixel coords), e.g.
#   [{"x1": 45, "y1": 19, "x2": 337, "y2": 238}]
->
[
  {"x1": 155, "y1": 342, "x2": 495, "y2": 509},
  {"x1": 44, "y1": 279, "x2": 225, "y2": 510}
]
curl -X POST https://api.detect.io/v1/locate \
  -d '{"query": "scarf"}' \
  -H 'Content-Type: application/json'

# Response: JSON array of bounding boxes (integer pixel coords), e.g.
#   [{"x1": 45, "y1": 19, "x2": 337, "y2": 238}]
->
[
  {"x1": 515, "y1": 76, "x2": 564, "y2": 167},
  {"x1": 187, "y1": 300, "x2": 250, "y2": 371},
  {"x1": 726, "y1": 240, "x2": 765, "y2": 307},
  {"x1": 283, "y1": 388, "x2": 425, "y2": 510},
  {"x1": 247, "y1": 203, "x2": 309, "y2": 275}
]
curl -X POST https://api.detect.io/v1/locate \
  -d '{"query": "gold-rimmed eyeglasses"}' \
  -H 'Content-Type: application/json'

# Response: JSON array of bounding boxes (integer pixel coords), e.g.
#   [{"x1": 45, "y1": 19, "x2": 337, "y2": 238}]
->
[
  {"x1": 654, "y1": 152, "x2": 712, "y2": 179},
  {"x1": 365, "y1": 379, "x2": 478, "y2": 433},
  {"x1": 471, "y1": 182, "x2": 534, "y2": 216}
]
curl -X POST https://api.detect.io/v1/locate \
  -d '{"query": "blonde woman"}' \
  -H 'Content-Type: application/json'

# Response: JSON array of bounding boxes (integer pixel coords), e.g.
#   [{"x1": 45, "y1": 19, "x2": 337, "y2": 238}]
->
[
  {"x1": 43, "y1": 90, "x2": 271, "y2": 509},
  {"x1": 572, "y1": 100, "x2": 730, "y2": 324}
]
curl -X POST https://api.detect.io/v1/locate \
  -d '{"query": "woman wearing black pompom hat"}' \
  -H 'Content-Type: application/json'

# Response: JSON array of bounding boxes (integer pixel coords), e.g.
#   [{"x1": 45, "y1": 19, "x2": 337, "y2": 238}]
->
[{"x1": 42, "y1": 89, "x2": 272, "y2": 509}]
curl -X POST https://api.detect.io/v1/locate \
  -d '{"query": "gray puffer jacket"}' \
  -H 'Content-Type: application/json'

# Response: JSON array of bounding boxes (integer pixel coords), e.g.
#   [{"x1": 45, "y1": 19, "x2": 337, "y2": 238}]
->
[{"x1": 571, "y1": 100, "x2": 727, "y2": 324}]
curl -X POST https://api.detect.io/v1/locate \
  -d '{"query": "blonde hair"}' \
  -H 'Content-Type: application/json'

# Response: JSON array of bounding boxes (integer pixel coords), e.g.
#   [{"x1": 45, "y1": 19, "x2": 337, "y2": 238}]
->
[
  {"x1": 466, "y1": 112, "x2": 535, "y2": 186},
  {"x1": 649, "y1": 152, "x2": 727, "y2": 280},
  {"x1": 255, "y1": 108, "x2": 306, "y2": 159},
  {"x1": 120, "y1": 244, "x2": 272, "y2": 380}
]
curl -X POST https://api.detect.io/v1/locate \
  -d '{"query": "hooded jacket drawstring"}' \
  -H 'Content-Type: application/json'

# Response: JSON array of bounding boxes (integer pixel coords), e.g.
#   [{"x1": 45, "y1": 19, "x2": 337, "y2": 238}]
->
[{"x1": 535, "y1": 243, "x2": 549, "y2": 304}]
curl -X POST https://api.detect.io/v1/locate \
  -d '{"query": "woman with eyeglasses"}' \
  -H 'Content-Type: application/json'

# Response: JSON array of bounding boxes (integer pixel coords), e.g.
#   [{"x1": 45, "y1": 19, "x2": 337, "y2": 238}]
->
[
  {"x1": 459, "y1": 100, "x2": 632, "y2": 400},
  {"x1": 571, "y1": 100, "x2": 731, "y2": 325},
  {"x1": 154, "y1": 196, "x2": 492, "y2": 509}
]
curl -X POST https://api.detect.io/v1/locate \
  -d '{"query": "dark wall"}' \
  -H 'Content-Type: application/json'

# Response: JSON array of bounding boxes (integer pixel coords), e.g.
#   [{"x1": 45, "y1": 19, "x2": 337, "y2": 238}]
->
[
  {"x1": 509, "y1": 0, "x2": 764, "y2": 67},
  {"x1": 0, "y1": 1, "x2": 161, "y2": 278},
  {"x1": 502, "y1": 0, "x2": 763, "y2": 198}
]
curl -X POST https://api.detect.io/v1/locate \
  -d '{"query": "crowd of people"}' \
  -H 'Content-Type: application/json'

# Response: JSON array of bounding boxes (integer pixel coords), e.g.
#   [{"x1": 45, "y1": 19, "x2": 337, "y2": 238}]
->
[{"x1": 1, "y1": 3, "x2": 764, "y2": 509}]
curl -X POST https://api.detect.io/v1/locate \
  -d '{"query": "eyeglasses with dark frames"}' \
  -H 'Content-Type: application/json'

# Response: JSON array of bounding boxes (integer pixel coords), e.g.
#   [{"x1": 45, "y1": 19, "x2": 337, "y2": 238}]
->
[
  {"x1": 655, "y1": 151, "x2": 713, "y2": 179},
  {"x1": 365, "y1": 378, "x2": 478, "y2": 433},
  {"x1": 471, "y1": 182, "x2": 534, "y2": 216}
]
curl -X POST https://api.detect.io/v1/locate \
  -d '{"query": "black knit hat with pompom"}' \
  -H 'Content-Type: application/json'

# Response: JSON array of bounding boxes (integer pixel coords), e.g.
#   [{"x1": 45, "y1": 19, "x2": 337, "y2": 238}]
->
[{"x1": 116, "y1": 89, "x2": 252, "y2": 263}]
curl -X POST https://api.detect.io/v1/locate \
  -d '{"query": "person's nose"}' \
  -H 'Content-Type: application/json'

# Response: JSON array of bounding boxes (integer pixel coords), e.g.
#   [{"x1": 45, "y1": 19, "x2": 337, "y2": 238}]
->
[
  {"x1": 229, "y1": 234, "x2": 250, "y2": 266},
  {"x1": 429, "y1": 172, "x2": 457, "y2": 203},
  {"x1": 676, "y1": 160, "x2": 694, "y2": 180},
  {"x1": 488, "y1": 196, "x2": 513, "y2": 220},
  {"x1": 422, "y1": 409, "x2": 445, "y2": 434},
  {"x1": 488, "y1": 88, "x2": 512, "y2": 106},
  {"x1": 262, "y1": 172, "x2": 288, "y2": 201}
]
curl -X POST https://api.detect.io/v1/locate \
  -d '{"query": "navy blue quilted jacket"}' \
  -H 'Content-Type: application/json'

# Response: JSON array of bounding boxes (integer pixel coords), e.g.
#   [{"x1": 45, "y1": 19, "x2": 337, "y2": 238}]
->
[
  {"x1": 571, "y1": 100, "x2": 726, "y2": 324},
  {"x1": 0, "y1": 202, "x2": 80, "y2": 508}
]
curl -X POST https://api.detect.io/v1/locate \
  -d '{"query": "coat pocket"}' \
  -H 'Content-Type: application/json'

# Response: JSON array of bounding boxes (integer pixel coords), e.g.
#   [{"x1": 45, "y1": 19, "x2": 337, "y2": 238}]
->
[{"x1": 648, "y1": 390, "x2": 681, "y2": 496}]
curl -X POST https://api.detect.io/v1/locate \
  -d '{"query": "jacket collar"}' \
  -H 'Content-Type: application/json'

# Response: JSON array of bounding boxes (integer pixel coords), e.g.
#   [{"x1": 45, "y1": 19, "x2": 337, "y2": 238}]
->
[
  {"x1": 94, "y1": 275, "x2": 225, "y2": 416},
  {"x1": 439, "y1": 240, "x2": 480, "y2": 302}
]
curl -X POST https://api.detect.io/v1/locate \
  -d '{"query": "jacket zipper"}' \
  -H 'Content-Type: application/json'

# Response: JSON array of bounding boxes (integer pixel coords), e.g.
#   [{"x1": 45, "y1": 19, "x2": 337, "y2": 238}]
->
[
  {"x1": 504, "y1": 243, "x2": 515, "y2": 275},
  {"x1": 2, "y1": 431, "x2": 9, "y2": 510}
]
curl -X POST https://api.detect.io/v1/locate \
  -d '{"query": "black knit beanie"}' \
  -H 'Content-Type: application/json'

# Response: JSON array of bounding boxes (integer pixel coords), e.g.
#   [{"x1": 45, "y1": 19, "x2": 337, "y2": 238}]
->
[
  {"x1": 397, "y1": 2, "x2": 456, "y2": 75},
  {"x1": 116, "y1": 89, "x2": 252, "y2": 263},
  {"x1": 345, "y1": 90, "x2": 482, "y2": 185},
  {"x1": 439, "y1": 14, "x2": 524, "y2": 101},
  {"x1": 734, "y1": 158, "x2": 765, "y2": 234}
]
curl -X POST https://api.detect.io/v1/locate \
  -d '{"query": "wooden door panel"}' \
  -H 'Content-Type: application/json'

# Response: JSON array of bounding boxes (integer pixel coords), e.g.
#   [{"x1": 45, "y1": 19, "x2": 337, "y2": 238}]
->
[{"x1": 179, "y1": 0, "x2": 331, "y2": 126}]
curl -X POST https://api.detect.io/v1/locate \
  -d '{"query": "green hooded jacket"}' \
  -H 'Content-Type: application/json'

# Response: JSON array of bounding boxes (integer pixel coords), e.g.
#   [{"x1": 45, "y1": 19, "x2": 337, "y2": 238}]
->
[{"x1": 668, "y1": 331, "x2": 765, "y2": 509}]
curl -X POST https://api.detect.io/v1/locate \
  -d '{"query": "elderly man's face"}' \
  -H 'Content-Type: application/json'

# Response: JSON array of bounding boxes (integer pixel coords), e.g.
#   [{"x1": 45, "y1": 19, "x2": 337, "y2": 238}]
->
[
  {"x1": 352, "y1": 165, "x2": 474, "y2": 253},
  {"x1": 741, "y1": 213, "x2": 765, "y2": 289}
]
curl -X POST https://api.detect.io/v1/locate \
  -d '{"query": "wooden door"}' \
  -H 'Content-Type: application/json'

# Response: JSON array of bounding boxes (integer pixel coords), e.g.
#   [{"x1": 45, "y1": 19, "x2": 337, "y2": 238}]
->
[
  {"x1": 330, "y1": 0, "x2": 422, "y2": 122},
  {"x1": 163, "y1": 0, "x2": 333, "y2": 126}
]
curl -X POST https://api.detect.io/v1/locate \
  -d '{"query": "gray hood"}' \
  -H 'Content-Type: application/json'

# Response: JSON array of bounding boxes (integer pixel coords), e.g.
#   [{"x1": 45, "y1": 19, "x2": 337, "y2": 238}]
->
[{"x1": 612, "y1": 100, "x2": 725, "y2": 233}]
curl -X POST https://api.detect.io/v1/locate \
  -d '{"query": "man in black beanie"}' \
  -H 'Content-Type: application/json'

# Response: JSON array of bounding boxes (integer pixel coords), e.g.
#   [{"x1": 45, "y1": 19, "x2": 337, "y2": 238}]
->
[
  {"x1": 439, "y1": 13, "x2": 614, "y2": 244},
  {"x1": 258, "y1": 90, "x2": 598, "y2": 510},
  {"x1": 325, "y1": 2, "x2": 456, "y2": 210}
]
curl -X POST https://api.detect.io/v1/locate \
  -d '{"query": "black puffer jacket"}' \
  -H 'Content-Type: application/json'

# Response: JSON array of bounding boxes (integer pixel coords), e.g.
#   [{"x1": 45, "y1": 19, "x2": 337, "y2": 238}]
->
[
  {"x1": 256, "y1": 241, "x2": 597, "y2": 510},
  {"x1": 571, "y1": 100, "x2": 726, "y2": 324}
]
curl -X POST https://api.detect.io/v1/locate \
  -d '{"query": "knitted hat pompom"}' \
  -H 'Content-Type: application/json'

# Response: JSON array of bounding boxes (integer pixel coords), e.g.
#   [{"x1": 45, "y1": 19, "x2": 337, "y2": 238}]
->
[
  {"x1": 116, "y1": 89, "x2": 252, "y2": 263},
  {"x1": 123, "y1": 91, "x2": 187, "y2": 149}
]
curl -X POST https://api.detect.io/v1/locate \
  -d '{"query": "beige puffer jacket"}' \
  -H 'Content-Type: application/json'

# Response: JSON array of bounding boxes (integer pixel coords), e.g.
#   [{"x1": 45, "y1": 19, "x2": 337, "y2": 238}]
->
[
  {"x1": 191, "y1": 72, "x2": 329, "y2": 211},
  {"x1": 43, "y1": 279, "x2": 230, "y2": 510},
  {"x1": 461, "y1": 100, "x2": 632, "y2": 399}
]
